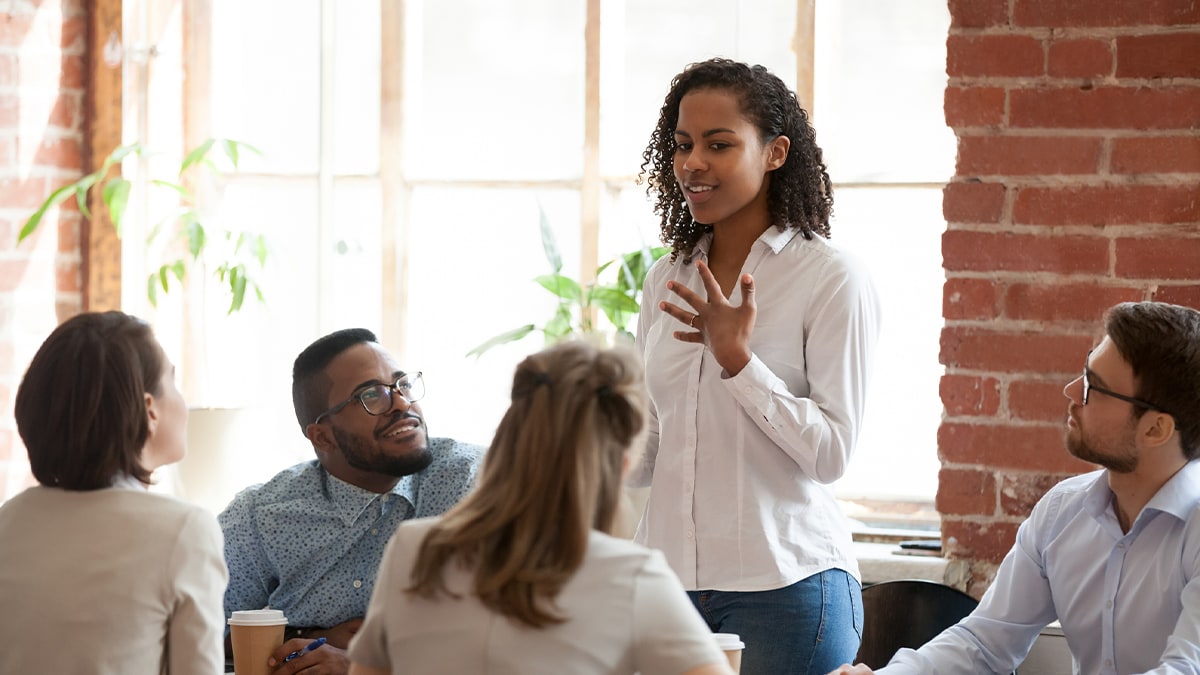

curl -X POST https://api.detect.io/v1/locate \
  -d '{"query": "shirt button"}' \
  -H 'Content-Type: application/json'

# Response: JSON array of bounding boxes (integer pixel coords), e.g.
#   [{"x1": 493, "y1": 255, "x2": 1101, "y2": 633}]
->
[
  {"x1": 370, "y1": 528, "x2": 378, "y2": 535},
  {"x1": 1105, "y1": 600, "x2": 1113, "y2": 609},
  {"x1": 381, "y1": 495, "x2": 390, "y2": 502},
  {"x1": 686, "y1": 530, "x2": 694, "y2": 539},
  {"x1": 353, "y1": 580, "x2": 363, "y2": 589},
  {"x1": 743, "y1": 386, "x2": 752, "y2": 394},
  {"x1": 1117, "y1": 542, "x2": 1125, "y2": 549},
  {"x1": 1105, "y1": 659, "x2": 1112, "y2": 667}
]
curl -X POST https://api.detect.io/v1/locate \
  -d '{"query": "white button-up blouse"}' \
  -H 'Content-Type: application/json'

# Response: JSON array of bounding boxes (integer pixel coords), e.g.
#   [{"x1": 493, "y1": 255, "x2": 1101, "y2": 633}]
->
[{"x1": 631, "y1": 226, "x2": 881, "y2": 592}]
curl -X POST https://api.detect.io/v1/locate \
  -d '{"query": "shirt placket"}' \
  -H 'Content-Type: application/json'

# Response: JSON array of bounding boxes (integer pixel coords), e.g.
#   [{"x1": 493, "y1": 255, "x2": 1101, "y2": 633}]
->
[{"x1": 682, "y1": 331, "x2": 705, "y2": 587}]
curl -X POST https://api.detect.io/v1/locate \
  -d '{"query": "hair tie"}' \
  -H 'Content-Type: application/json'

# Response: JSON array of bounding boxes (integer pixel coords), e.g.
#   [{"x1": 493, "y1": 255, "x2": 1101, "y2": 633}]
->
[
  {"x1": 596, "y1": 384, "x2": 613, "y2": 398},
  {"x1": 532, "y1": 372, "x2": 551, "y2": 387}
]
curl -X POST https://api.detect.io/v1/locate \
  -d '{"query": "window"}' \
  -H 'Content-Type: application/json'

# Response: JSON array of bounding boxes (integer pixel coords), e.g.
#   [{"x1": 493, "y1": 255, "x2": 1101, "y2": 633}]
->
[{"x1": 137, "y1": 0, "x2": 951, "y2": 512}]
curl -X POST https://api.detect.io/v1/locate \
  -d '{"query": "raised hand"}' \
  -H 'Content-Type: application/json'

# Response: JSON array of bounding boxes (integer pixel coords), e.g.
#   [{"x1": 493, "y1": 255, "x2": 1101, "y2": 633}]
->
[{"x1": 660, "y1": 260, "x2": 756, "y2": 375}]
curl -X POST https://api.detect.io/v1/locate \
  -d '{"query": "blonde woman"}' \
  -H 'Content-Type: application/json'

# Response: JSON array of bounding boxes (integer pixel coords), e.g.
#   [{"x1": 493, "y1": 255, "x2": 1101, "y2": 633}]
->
[{"x1": 347, "y1": 341, "x2": 732, "y2": 675}]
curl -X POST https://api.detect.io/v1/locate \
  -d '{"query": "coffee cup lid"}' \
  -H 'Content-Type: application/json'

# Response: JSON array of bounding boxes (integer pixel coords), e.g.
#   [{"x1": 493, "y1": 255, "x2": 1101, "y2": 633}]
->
[
  {"x1": 713, "y1": 632, "x2": 744, "y2": 650},
  {"x1": 228, "y1": 609, "x2": 288, "y2": 626}
]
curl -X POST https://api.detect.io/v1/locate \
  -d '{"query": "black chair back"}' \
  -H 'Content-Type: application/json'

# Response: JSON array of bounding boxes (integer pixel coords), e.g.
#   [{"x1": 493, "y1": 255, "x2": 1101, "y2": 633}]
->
[{"x1": 856, "y1": 579, "x2": 979, "y2": 668}]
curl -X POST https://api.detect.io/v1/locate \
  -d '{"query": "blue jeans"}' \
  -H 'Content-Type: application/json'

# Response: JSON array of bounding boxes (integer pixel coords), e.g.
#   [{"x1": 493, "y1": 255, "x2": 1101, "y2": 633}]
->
[{"x1": 688, "y1": 569, "x2": 863, "y2": 675}]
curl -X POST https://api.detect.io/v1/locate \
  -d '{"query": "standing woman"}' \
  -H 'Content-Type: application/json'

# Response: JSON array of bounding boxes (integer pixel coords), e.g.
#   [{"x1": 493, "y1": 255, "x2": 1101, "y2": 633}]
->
[
  {"x1": 0, "y1": 312, "x2": 228, "y2": 674},
  {"x1": 633, "y1": 58, "x2": 881, "y2": 675}
]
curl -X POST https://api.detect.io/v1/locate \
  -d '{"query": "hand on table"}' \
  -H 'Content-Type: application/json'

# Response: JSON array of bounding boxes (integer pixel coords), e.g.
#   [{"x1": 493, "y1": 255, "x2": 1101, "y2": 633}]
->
[
  {"x1": 268, "y1": 637, "x2": 349, "y2": 675},
  {"x1": 662, "y1": 260, "x2": 756, "y2": 376}
]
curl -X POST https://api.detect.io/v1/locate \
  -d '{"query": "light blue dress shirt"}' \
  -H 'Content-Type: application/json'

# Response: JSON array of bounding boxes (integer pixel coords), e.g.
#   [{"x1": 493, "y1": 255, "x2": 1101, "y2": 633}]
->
[
  {"x1": 881, "y1": 461, "x2": 1200, "y2": 675},
  {"x1": 219, "y1": 437, "x2": 483, "y2": 630}
]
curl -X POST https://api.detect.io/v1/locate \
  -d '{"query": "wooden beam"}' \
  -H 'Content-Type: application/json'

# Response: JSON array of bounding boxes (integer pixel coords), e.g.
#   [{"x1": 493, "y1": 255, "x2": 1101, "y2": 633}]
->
[
  {"x1": 581, "y1": 0, "x2": 601, "y2": 316},
  {"x1": 380, "y1": 0, "x2": 408, "y2": 361},
  {"x1": 794, "y1": 0, "x2": 816, "y2": 116},
  {"x1": 84, "y1": 0, "x2": 123, "y2": 311}
]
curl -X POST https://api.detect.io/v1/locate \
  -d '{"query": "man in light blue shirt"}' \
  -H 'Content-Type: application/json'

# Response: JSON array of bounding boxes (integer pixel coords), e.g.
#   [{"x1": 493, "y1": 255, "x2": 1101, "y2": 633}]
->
[
  {"x1": 829, "y1": 301, "x2": 1200, "y2": 675},
  {"x1": 220, "y1": 328, "x2": 483, "y2": 673}
]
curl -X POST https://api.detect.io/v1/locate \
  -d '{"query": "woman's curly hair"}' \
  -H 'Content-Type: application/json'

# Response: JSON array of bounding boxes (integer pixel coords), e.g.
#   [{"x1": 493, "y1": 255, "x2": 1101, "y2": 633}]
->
[{"x1": 639, "y1": 58, "x2": 833, "y2": 262}]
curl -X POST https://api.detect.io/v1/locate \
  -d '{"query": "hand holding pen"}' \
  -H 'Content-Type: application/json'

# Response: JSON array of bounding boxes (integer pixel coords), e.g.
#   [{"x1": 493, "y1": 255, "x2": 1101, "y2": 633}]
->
[{"x1": 283, "y1": 636, "x2": 327, "y2": 663}]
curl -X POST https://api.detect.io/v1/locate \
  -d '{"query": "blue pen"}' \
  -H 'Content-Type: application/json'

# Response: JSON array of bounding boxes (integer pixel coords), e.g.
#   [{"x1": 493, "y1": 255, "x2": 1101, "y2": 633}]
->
[{"x1": 283, "y1": 636, "x2": 327, "y2": 663}]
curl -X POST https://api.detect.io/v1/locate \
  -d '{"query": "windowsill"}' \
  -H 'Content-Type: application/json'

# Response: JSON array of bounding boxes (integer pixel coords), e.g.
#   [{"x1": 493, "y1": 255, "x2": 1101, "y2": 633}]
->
[{"x1": 854, "y1": 539, "x2": 947, "y2": 585}]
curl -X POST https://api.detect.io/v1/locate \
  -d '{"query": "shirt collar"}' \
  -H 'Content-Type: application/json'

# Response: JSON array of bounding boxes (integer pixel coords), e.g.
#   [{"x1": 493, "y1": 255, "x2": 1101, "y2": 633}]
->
[
  {"x1": 1082, "y1": 460, "x2": 1200, "y2": 525},
  {"x1": 1142, "y1": 459, "x2": 1200, "y2": 521},
  {"x1": 320, "y1": 467, "x2": 416, "y2": 526},
  {"x1": 691, "y1": 226, "x2": 801, "y2": 260}
]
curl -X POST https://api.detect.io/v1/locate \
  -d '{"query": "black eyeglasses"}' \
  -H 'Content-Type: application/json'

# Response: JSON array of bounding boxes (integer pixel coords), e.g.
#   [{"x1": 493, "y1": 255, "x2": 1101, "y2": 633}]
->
[
  {"x1": 1081, "y1": 354, "x2": 1167, "y2": 415},
  {"x1": 313, "y1": 372, "x2": 424, "y2": 425}
]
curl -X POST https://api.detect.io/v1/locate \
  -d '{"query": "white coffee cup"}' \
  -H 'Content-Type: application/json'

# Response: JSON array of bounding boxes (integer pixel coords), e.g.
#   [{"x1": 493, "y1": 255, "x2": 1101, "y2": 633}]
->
[
  {"x1": 713, "y1": 633, "x2": 745, "y2": 673},
  {"x1": 228, "y1": 609, "x2": 289, "y2": 675}
]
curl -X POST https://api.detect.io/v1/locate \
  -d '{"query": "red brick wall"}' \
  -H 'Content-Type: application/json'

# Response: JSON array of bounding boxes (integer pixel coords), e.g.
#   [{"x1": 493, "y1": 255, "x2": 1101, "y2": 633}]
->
[
  {"x1": 0, "y1": 0, "x2": 86, "y2": 500},
  {"x1": 941, "y1": 0, "x2": 1200, "y2": 596}
]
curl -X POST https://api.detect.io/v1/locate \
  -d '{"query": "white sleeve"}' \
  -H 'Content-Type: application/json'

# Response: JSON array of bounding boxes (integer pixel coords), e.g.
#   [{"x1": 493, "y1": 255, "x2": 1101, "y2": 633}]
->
[
  {"x1": 166, "y1": 508, "x2": 229, "y2": 675},
  {"x1": 724, "y1": 253, "x2": 880, "y2": 483},
  {"x1": 631, "y1": 550, "x2": 725, "y2": 674},
  {"x1": 627, "y1": 269, "x2": 663, "y2": 488}
]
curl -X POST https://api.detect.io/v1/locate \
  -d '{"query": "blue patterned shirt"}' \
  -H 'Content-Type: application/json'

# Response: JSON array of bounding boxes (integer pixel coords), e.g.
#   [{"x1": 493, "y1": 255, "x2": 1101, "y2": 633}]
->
[{"x1": 219, "y1": 437, "x2": 483, "y2": 629}]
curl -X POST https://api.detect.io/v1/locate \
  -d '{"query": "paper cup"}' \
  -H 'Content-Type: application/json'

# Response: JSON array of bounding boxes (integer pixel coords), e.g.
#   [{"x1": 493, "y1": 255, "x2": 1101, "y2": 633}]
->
[
  {"x1": 228, "y1": 609, "x2": 288, "y2": 675},
  {"x1": 713, "y1": 633, "x2": 745, "y2": 673}
]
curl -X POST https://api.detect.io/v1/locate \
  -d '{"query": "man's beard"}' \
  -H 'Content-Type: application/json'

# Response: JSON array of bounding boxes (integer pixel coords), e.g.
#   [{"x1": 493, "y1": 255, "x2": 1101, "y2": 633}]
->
[
  {"x1": 331, "y1": 411, "x2": 434, "y2": 478},
  {"x1": 1065, "y1": 420, "x2": 1138, "y2": 474}
]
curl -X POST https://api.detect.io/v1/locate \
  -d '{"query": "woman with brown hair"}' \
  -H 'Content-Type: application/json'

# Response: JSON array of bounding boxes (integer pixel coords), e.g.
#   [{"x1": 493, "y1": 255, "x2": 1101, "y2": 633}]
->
[
  {"x1": 0, "y1": 311, "x2": 227, "y2": 674},
  {"x1": 348, "y1": 341, "x2": 732, "y2": 675}
]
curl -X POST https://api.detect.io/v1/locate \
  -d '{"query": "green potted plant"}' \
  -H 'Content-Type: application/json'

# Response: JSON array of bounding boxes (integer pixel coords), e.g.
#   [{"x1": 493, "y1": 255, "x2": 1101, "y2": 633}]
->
[
  {"x1": 18, "y1": 137, "x2": 268, "y2": 314},
  {"x1": 467, "y1": 207, "x2": 669, "y2": 357}
]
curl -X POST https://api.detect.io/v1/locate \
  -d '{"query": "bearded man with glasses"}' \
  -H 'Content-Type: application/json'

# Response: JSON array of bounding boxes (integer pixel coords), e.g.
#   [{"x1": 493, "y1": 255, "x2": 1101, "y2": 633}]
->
[
  {"x1": 219, "y1": 328, "x2": 484, "y2": 674},
  {"x1": 828, "y1": 301, "x2": 1200, "y2": 675}
]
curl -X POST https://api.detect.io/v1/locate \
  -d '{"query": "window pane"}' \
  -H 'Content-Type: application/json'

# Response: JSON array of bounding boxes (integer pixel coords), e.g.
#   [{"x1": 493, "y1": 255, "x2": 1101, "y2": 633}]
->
[
  {"x1": 211, "y1": 1, "x2": 320, "y2": 174},
  {"x1": 832, "y1": 187, "x2": 944, "y2": 500},
  {"x1": 814, "y1": 0, "x2": 955, "y2": 183},
  {"x1": 403, "y1": 0, "x2": 586, "y2": 181},
  {"x1": 601, "y1": 0, "x2": 798, "y2": 177},
  {"x1": 329, "y1": 179, "x2": 382, "y2": 329},
  {"x1": 334, "y1": 1, "x2": 381, "y2": 176},
  {"x1": 405, "y1": 187, "x2": 581, "y2": 446}
]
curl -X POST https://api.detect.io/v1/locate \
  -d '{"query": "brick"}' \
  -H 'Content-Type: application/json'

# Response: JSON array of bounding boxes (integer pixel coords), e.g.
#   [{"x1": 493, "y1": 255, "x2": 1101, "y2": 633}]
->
[
  {"x1": 1117, "y1": 33, "x2": 1200, "y2": 79},
  {"x1": 936, "y1": 468, "x2": 997, "y2": 515},
  {"x1": 945, "y1": 86, "x2": 1007, "y2": 128},
  {"x1": 943, "y1": 182, "x2": 1005, "y2": 223},
  {"x1": 1048, "y1": 39, "x2": 1113, "y2": 78},
  {"x1": 944, "y1": 277, "x2": 1001, "y2": 320},
  {"x1": 0, "y1": 259, "x2": 54, "y2": 292},
  {"x1": 949, "y1": 0, "x2": 1010, "y2": 28},
  {"x1": 1010, "y1": 378, "x2": 1073, "y2": 422},
  {"x1": 56, "y1": 259, "x2": 81, "y2": 293},
  {"x1": 1014, "y1": 185, "x2": 1199, "y2": 225},
  {"x1": 0, "y1": 54, "x2": 16, "y2": 88},
  {"x1": 1014, "y1": 0, "x2": 1200, "y2": 27},
  {"x1": 1003, "y1": 282, "x2": 1144, "y2": 321},
  {"x1": 940, "y1": 328, "x2": 1094, "y2": 373},
  {"x1": 1115, "y1": 237, "x2": 1200, "y2": 280},
  {"x1": 942, "y1": 231, "x2": 1109, "y2": 274},
  {"x1": 60, "y1": 54, "x2": 86, "y2": 89},
  {"x1": 956, "y1": 135, "x2": 1102, "y2": 176},
  {"x1": 0, "y1": 176, "x2": 52, "y2": 210},
  {"x1": 61, "y1": 15, "x2": 87, "y2": 51},
  {"x1": 1111, "y1": 136, "x2": 1200, "y2": 174},
  {"x1": 1151, "y1": 285, "x2": 1200, "y2": 310},
  {"x1": 948, "y1": 35, "x2": 1044, "y2": 78},
  {"x1": 33, "y1": 137, "x2": 83, "y2": 171},
  {"x1": 1011, "y1": 86, "x2": 1200, "y2": 130},
  {"x1": 938, "y1": 422, "x2": 1094, "y2": 473},
  {"x1": 941, "y1": 373, "x2": 1002, "y2": 416},
  {"x1": 999, "y1": 472, "x2": 1065, "y2": 516},
  {"x1": 942, "y1": 519, "x2": 1020, "y2": 564},
  {"x1": 48, "y1": 93, "x2": 82, "y2": 129}
]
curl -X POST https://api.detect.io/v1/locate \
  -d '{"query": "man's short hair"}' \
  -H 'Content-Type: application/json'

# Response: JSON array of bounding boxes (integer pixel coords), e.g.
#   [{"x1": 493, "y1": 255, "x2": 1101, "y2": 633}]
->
[
  {"x1": 291, "y1": 328, "x2": 379, "y2": 430},
  {"x1": 1105, "y1": 302, "x2": 1200, "y2": 459},
  {"x1": 15, "y1": 311, "x2": 164, "y2": 489}
]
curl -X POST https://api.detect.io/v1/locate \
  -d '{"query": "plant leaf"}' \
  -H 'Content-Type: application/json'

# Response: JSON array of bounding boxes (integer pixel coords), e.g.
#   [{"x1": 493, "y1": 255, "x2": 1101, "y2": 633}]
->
[
  {"x1": 534, "y1": 274, "x2": 581, "y2": 302},
  {"x1": 537, "y1": 204, "x2": 562, "y2": 273},
  {"x1": 179, "y1": 138, "x2": 216, "y2": 175},
  {"x1": 228, "y1": 267, "x2": 247, "y2": 314},
  {"x1": 147, "y1": 274, "x2": 158, "y2": 307},
  {"x1": 150, "y1": 179, "x2": 190, "y2": 198},
  {"x1": 465, "y1": 324, "x2": 537, "y2": 358},
  {"x1": 18, "y1": 181, "x2": 77, "y2": 243},
  {"x1": 186, "y1": 221, "x2": 206, "y2": 258},
  {"x1": 544, "y1": 307, "x2": 573, "y2": 341},
  {"x1": 102, "y1": 177, "x2": 131, "y2": 235},
  {"x1": 171, "y1": 260, "x2": 186, "y2": 281},
  {"x1": 221, "y1": 139, "x2": 240, "y2": 168}
]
